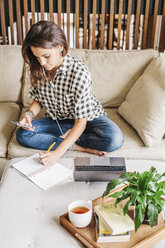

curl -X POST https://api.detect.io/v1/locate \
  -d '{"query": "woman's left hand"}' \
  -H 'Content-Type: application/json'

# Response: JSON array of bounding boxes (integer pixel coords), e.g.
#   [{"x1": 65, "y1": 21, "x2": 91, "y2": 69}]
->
[{"x1": 39, "y1": 151, "x2": 59, "y2": 166}]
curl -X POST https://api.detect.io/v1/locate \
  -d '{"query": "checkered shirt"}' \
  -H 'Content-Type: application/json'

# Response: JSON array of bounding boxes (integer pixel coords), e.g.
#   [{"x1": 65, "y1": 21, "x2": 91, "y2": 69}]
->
[{"x1": 29, "y1": 54, "x2": 106, "y2": 121}]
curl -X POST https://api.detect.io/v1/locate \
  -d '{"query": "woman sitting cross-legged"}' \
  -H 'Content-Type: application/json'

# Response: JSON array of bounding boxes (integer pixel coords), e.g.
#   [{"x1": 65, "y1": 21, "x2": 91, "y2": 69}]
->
[{"x1": 16, "y1": 21, "x2": 124, "y2": 166}]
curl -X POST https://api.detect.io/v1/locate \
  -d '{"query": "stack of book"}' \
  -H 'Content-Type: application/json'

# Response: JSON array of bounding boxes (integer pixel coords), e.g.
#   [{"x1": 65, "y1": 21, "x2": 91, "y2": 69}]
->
[{"x1": 94, "y1": 201, "x2": 134, "y2": 243}]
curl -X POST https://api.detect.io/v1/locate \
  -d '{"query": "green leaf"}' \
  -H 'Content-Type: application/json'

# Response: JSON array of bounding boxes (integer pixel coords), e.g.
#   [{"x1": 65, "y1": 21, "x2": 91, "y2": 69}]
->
[
  {"x1": 123, "y1": 186, "x2": 134, "y2": 193},
  {"x1": 109, "y1": 191, "x2": 124, "y2": 198},
  {"x1": 136, "y1": 195, "x2": 147, "y2": 208},
  {"x1": 162, "y1": 202, "x2": 165, "y2": 222},
  {"x1": 115, "y1": 191, "x2": 130, "y2": 206},
  {"x1": 148, "y1": 204, "x2": 159, "y2": 227},
  {"x1": 153, "y1": 195, "x2": 164, "y2": 208},
  {"x1": 120, "y1": 172, "x2": 131, "y2": 180},
  {"x1": 147, "y1": 181, "x2": 158, "y2": 192},
  {"x1": 134, "y1": 205, "x2": 144, "y2": 232},
  {"x1": 130, "y1": 190, "x2": 141, "y2": 205},
  {"x1": 138, "y1": 171, "x2": 150, "y2": 190},
  {"x1": 102, "y1": 179, "x2": 123, "y2": 197},
  {"x1": 153, "y1": 173, "x2": 162, "y2": 182},
  {"x1": 123, "y1": 200, "x2": 132, "y2": 215},
  {"x1": 120, "y1": 172, "x2": 138, "y2": 186},
  {"x1": 159, "y1": 181, "x2": 165, "y2": 190},
  {"x1": 161, "y1": 172, "x2": 165, "y2": 177},
  {"x1": 149, "y1": 166, "x2": 157, "y2": 174},
  {"x1": 145, "y1": 190, "x2": 155, "y2": 196},
  {"x1": 155, "y1": 190, "x2": 164, "y2": 199}
]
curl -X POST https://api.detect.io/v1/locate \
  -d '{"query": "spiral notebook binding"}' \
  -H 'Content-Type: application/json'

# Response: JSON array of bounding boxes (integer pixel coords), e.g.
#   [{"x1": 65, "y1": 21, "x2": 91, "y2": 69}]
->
[{"x1": 28, "y1": 166, "x2": 51, "y2": 177}]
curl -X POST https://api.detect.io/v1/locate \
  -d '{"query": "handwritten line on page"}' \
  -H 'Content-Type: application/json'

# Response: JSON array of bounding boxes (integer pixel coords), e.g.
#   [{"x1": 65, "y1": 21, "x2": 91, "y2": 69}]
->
[{"x1": 12, "y1": 153, "x2": 73, "y2": 190}]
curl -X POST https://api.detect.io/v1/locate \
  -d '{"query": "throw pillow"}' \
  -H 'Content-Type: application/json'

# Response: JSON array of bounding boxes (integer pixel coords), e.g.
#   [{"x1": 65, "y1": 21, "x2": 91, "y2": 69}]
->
[{"x1": 118, "y1": 53, "x2": 165, "y2": 147}]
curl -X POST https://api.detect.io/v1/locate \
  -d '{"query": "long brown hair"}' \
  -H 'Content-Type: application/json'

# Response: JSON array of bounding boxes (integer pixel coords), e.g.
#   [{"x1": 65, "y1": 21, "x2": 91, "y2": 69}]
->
[{"x1": 22, "y1": 21, "x2": 68, "y2": 86}]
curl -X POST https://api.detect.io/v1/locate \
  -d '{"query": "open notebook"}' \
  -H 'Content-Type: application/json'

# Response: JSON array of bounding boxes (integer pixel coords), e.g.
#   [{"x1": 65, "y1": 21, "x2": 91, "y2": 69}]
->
[{"x1": 12, "y1": 154, "x2": 73, "y2": 190}]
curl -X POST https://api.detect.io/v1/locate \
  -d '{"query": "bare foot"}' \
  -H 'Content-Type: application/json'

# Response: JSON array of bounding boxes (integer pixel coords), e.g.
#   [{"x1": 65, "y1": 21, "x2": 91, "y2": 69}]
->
[{"x1": 73, "y1": 144, "x2": 107, "y2": 156}]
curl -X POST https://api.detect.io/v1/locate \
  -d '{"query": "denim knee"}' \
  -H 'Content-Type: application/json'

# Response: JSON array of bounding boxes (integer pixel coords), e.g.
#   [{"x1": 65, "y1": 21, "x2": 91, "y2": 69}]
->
[
  {"x1": 104, "y1": 129, "x2": 124, "y2": 152},
  {"x1": 16, "y1": 127, "x2": 31, "y2": 146}
]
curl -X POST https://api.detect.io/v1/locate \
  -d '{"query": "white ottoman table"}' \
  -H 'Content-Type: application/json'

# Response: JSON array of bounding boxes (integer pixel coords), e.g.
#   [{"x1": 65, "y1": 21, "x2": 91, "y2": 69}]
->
[
  {"x1": 0, "y1": 157, "x2": 165, "y2": 248},
  {"x1": 0, "y1": 157, "x2": 108, "y2": 248}
]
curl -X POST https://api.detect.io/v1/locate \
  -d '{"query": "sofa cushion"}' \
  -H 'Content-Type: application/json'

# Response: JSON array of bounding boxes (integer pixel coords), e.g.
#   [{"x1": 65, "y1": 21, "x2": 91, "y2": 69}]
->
[
  {"x1": 85, "y1": 49, "x2": 158, "y2": 107},
  {"x1": 118, "y1": 53, "x2": 165, "y2": 147},
  {"x1": 0, "y1": 102, "x2": 21, "y2": 157},
  {"x1": 22, "y1": 49, "x2": 86, "y2": 107},
  {"x1": 0, "y1": 158, "x2": 8, "y2": 179},
  {"x1": 8, "y1": 108, "x2": 165, "y2": 161},
  {"x1": 0, "y1": 46, "x2": 23, "y2": 103}
]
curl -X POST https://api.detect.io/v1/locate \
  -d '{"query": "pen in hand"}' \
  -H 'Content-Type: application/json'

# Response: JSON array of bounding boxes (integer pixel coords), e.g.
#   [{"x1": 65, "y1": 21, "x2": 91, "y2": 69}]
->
[
  {"x1": 47, "y1": 142, "x2": 56, "y2": 152},
  {"x1": 39, "y1": 142, "x2": 56, "y2": 166}
]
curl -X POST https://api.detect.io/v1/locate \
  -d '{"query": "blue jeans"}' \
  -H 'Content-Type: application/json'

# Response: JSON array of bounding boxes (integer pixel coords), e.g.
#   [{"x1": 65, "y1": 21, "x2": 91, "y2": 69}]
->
[{"x1": 16, "y1": 115, "x2": 124, "y2": 152}]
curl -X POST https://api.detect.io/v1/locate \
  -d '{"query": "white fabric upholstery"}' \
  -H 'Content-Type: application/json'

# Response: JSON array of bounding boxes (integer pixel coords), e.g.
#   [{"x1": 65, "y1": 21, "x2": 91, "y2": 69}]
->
[
  {"x1": 0, "y1": 102, "x2": 21, "y2": 157},
  {"x1": 84, "y1": 49, "x2": 158, "y2": 107},
  {"x1": 118, "y1": 53, "x2": 165, "y2": 147},
  {"x1": 0, "y1": 158, "x2": 165, "y2": 248},
  {"x1": 0, "y1": 158, "x2": 107, "y2": 248},
  {"x1": 0, "y1": 46, "x2": 23, "y2": 103},
  {"x1": 0, "y1": 158, "x2": 8, "y2": 179}
]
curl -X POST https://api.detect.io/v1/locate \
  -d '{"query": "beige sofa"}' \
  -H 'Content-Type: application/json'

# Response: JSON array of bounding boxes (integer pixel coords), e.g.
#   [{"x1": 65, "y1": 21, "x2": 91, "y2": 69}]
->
[{"x1": 1, "y1": 45, "x2": 165, "y2": 178}]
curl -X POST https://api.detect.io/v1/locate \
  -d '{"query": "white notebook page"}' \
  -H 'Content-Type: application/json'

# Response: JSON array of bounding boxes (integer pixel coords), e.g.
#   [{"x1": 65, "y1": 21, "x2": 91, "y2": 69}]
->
[
  {"x1": 12, "y1": 153, "x2": 73, "y2": 190},
  {"x1": 29, "y1": 163, "x2": 72, "y2": 190}
]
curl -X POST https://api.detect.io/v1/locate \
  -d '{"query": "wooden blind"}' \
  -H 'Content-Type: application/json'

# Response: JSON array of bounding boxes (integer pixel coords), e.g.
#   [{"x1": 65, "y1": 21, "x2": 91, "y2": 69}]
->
[
  {"x1": 126, "y1": 0, "x2": 132, "y2": 50},
  {"x1": 23, "y1": 0, "x2": 29, "y2": 36},
  {"x1": 58, "y1": 0, "x2": 62, "y2": 28},
  {"x1": 0, "y1": 0, "x2": 164, "y2": 52},
  {"x1": 159, "y1": 0, "x2": 165, "y2": 52},
  {"x1": 31, "y1": 0, "x2": 35, "y2": 25},
  {"x1": 40, "y1": 0, "x2": 45, "y2": 21},
  {"x1": 75, "y1": 0, "x2": 79, "y2": 48},
  {"x1": 108, "y1": 0, "x2": 114, "y2": 50},
  {"x1": 83, "y1": 0, "x2": 88, "y2": 49},
  {"x1": 142, "y1": 0, "x2": 150, "y2": 49},
  {"x1": 134, "y1": 0, "x2": 141, "y2": 49},
  {"x1": 117, "y1": 0, "x2": 123, "y2": 50},
  {"x1": 92, "y1": 0, "x2": 96, "y2": 49},
  {"x1": 49, "y1": 0, "x2": 53, "y2": 22},
  {"x1": 66, "y1": 0, "x2": 70, "y2": 46},
  {"x1": 16, "y1": 0, "x2": 22, "y2": 44},
  {"x1": 100, "y1": 0, "x2": 105, "y2": 49},
  {"x1": 0, "y1": 0, "x2": 7, "y2": 44},
  {"x1": 8, "y1": 0, "x2": 14, "y2": 44}
]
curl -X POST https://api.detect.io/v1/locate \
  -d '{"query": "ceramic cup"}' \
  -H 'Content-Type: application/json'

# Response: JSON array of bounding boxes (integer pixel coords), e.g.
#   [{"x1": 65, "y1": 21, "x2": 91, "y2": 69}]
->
[{"x1": 68, "y1": 200, "x2": 92, "y2": 228}]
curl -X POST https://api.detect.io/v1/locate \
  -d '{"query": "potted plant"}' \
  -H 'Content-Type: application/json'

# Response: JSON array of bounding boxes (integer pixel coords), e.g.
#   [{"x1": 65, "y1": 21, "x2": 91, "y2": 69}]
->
[{"x1": 102, "y1": 166, "x2": 165, "y2": 232}]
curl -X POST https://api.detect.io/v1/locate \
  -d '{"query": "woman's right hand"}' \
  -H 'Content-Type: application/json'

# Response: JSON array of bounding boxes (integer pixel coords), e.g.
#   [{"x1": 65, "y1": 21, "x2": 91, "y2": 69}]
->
[{"x1": 19, "y1": 114, "x2": 35, "y2": 131}]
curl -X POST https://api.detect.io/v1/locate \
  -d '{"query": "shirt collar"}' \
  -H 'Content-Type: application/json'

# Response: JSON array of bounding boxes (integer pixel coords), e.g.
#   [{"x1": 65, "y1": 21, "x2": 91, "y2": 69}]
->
[{"x1": 56, "y1": 53, "x2": 71, "y2": 75}]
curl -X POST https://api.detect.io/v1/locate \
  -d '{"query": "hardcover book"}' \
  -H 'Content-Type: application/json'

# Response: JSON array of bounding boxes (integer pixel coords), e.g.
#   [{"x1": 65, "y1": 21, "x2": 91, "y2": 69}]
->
[
  {"x1": 94, "y1": 201, "x2": 134, "y2": 235},
  {"x1": 94, "y1": 213, "x2": 130, "y2": 243}
]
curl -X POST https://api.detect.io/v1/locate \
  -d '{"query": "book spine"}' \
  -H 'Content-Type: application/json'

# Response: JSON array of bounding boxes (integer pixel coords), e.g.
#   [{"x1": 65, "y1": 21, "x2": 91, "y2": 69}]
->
[
  {"x1": 93, "y1": 213, "x2": 99, "y2": 242},
  {"x1": 94, "y1": 207, "x2": 114, "y2": 235}
]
